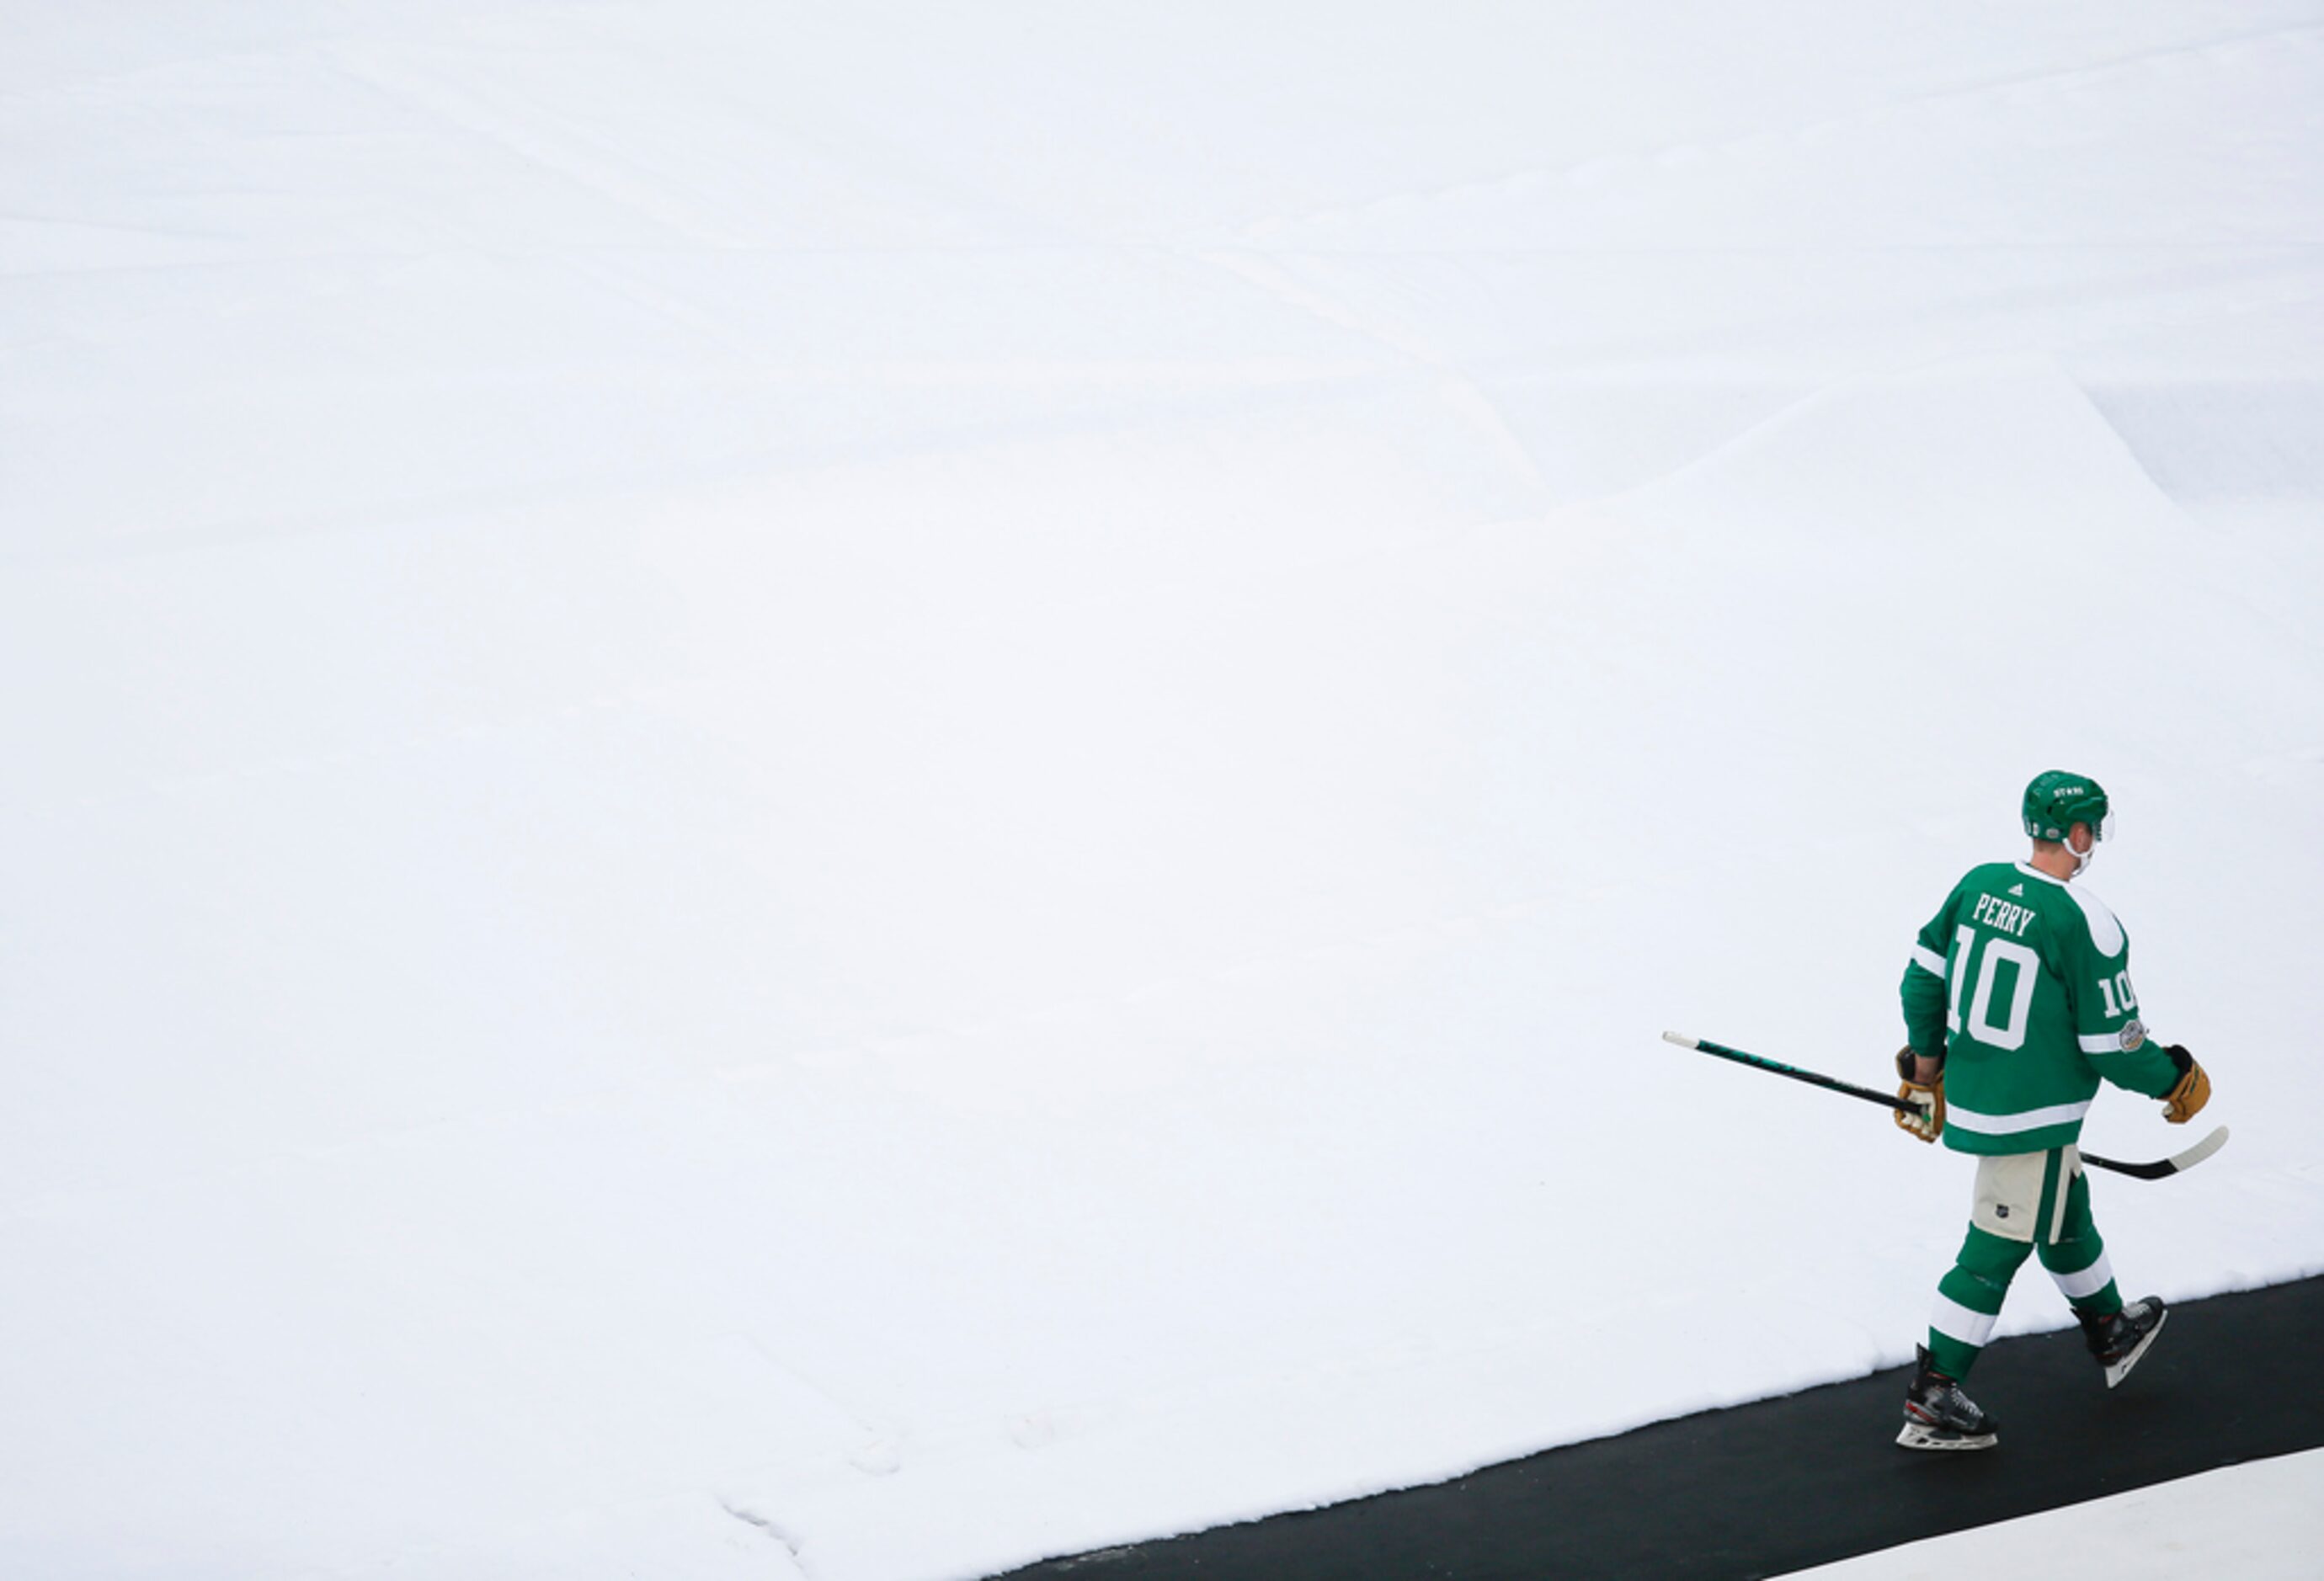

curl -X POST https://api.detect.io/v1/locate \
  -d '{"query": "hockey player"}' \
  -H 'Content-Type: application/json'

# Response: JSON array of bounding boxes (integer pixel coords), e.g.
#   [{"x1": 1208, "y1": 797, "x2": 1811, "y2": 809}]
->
[{"x1": 1890, "y1": 771, "x2": 2210, "y2": 1451}]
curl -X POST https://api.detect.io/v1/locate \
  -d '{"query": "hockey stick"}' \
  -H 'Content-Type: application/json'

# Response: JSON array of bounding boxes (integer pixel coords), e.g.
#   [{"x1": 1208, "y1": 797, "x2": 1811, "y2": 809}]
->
[
  {"x1": 2080, "y1": 1125, "x2": 2230, "y2": 1179},
  {"x1": 1660, "y1": 1032, "x2": 2228, "y2": 1179}
]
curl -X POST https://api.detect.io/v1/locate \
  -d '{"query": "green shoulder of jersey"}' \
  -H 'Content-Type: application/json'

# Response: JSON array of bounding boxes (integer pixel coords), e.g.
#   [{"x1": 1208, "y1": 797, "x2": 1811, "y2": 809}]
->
[{"x1": 1900, "y1": 861, "x2": 2180, "y2": 1155}]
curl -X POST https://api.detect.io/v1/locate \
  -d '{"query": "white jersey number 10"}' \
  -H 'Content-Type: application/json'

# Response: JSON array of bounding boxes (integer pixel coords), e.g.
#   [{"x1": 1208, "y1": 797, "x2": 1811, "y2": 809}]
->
[{"x1": 1947, "y1": 925, "x2": 2040, "y2": 1051}]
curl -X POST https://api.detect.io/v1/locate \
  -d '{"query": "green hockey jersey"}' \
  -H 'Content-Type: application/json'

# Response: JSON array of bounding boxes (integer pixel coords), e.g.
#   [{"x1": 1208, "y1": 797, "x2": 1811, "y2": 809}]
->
[{"x1": 1900, "y1": 862, "x2": 2179, "y2": 1155}]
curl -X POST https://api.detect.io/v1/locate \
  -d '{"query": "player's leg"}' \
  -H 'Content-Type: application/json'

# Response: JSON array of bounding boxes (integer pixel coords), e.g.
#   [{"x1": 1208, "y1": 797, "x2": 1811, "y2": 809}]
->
[
  {"x1": 1927, "y1": 1152, "x2": 2043, "y2": 1377},
  {"x1": 2035, "y1": 1149, "x2": 2121, "y2": 1318},
  {"x1": 1927, "y1": 1221, "x2": 2034, "y2": 1377},
  {"x1": 1901, "y1": 1225, "x2": 2024, "y2": 1449},
  {"x1": 1899, "y1": 1153, "x2": 2041, "y2": 1450},
  {"x1": 2038, "y1": 1151, "x2": 2167, "y2": 1387}
]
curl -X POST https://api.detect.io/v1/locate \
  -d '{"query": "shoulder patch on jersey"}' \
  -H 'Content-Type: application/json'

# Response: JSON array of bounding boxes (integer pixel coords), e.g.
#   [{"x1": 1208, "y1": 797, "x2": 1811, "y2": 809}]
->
[
  {"x1": 2067, "y1": 885, "x2": 2126, "y2": 959},
  {"x1": 2119, "y1": 1019, "x2": 2147, "y2": 1051}
]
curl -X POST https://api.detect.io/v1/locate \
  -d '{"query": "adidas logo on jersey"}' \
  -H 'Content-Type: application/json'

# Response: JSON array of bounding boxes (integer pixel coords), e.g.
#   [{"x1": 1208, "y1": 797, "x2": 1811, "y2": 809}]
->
[{"x1": 2008, "y1": 884, "x2": 2025, "y2": 897}]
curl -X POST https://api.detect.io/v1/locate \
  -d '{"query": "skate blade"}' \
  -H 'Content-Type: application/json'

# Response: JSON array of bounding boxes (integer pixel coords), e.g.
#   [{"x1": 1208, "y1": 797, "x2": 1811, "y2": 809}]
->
[
  {"x1": 2103, "y1": 1307, "x2": 2167, "y2": 1390},
  {"x1": 1896, "y1": 1421, "x2": 1998, "y2": 1451}
]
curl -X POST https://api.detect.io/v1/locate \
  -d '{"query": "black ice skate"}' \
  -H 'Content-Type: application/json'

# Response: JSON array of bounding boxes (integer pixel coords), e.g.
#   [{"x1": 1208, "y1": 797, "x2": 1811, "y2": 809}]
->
[
  {"x1": 2080, "y1": 1296, "x2": 2167, "y2": 1389},
  {"x1": 1897, "y1": 1346, "x2": 1998, "y2": 1451}
]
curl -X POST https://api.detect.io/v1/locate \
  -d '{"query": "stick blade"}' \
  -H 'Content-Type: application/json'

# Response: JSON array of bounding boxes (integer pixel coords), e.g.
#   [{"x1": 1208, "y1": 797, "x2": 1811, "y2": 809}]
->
[
  {"x1": 2169, "y1": 1125, "x2": 2230, "y2": 1173},
  {"x1": 1661, "y1": 1030, "x2": 1701, "y2": 1049},
  {"x1": 2086, "y1": 1124, "x2": 2230, "y2": 1180}
]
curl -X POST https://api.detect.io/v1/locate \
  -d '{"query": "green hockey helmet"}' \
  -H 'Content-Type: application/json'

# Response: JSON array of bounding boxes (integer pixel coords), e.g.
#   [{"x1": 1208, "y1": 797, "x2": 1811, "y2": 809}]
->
[{"x1": 2023, "y1": 769, "x2": 2111, "y2": 844}]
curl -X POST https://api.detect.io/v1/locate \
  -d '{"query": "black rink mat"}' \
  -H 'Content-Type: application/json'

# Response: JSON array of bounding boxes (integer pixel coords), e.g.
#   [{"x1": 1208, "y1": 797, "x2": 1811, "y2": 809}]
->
[{"x1": 995, "y1": 1275, "x2": 2324, "y2": 1580}]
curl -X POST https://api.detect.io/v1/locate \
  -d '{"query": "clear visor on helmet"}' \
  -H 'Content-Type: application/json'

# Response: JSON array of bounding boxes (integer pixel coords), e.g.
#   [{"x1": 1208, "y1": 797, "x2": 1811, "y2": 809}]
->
[{"x1": 2096, "y1": 808, "x2": 2115, "y2": 843}]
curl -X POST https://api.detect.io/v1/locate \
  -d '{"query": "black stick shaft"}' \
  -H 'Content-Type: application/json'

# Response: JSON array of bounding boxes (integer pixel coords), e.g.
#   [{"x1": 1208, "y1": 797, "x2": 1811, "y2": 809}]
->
[
  {"x1": 1660, "y1": 1030, "x2": 2211, "y2": 1180},
  {"x1": 1664, "y1": 1031, "x2": 1916, "y2": 1113}
]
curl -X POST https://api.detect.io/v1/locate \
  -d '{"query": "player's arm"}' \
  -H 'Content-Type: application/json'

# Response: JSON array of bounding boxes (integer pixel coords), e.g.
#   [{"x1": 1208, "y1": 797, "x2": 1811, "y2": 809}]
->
[
  {"x1": 2065, "y1": 921, "x2": 2202, "y2": 1115},
  {"x1": 1893, "y1": 891, "x2": 1956, "y2": 1142},
  {"x1": 1898, "y1": 892, "x2": 1955, "y2": 1062}
]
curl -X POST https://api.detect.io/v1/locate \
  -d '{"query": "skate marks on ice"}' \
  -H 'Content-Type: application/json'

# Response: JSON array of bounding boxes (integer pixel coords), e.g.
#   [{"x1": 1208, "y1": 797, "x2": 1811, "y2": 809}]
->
[{"x1": 996, "y1": 1275, "x2": 2324, "y2": 1581}]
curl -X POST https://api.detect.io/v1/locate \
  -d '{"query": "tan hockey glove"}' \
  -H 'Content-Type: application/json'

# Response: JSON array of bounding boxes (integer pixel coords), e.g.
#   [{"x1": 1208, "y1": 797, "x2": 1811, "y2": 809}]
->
[
  {"x1": 2161, "y1": 1045, "x2": 2209, "y2": 1124},
  {"x1": 1894, "y1": 1046, "x2": 1944, "y2": 1143}
]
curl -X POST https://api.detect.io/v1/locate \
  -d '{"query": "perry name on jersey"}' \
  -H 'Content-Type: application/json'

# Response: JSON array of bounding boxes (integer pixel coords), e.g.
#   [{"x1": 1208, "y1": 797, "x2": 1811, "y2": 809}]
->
[{"x1": 1900, "y1": 862, "x2": 2180, "y2": 1154}]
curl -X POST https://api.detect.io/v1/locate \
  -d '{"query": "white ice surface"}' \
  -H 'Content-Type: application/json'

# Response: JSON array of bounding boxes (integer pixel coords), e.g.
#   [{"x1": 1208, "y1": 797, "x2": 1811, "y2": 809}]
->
[
  {"x1": 4, "y1": 4, "x2": 2323, "y2": 1578},
  {"x1": 1780, "y1": 1447, "x2": 2324, "y2": 1580}
]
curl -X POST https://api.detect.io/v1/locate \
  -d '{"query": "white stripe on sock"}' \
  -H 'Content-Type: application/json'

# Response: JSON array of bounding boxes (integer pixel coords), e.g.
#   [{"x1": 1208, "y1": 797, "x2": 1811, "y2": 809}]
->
[
  {"x1": 1930, "y1": 1291, "x2": 1998, "y2": 1349},
  {"x1": 2050, "y1": 1251, "x2": 2115, "y2": 1302}
]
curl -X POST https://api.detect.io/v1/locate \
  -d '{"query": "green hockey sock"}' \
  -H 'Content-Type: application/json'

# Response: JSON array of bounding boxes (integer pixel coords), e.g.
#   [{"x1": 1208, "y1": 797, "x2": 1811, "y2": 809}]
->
[
  {"x1": 1927, "y1": 1224, "x2": 2032, "y2": 1379},
  {"x1": 2038, "y1": 1166, "x2": 2120, "y2": 1318}
]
